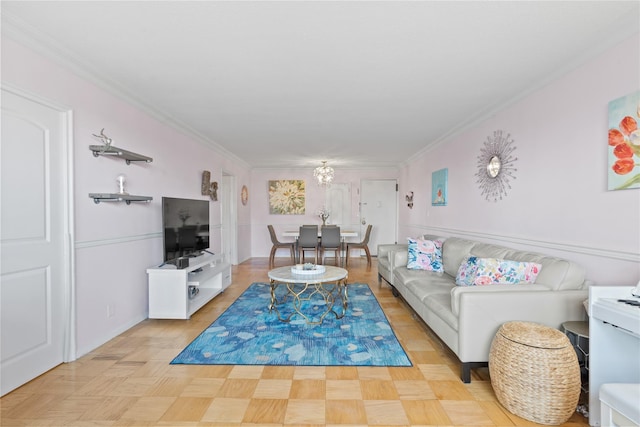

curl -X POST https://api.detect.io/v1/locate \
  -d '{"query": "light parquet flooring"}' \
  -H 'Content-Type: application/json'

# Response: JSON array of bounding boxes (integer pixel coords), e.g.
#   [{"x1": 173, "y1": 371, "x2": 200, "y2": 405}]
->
[{"x1": 0, "y1": 257, "x2": 590, "y2": 426}]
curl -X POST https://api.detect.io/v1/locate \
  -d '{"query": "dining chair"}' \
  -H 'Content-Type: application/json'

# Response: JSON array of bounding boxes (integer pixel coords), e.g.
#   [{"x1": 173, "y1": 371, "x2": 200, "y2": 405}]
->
[
  {"x1": 320, "y1": 225, "x2": 341, "y2": 266},
  {"x1": 298, "y1": 225, "x2": 319, "y2": 264},
  {"x1": 345, "y1": 224, "x2": 373, "y2": 267},
  {"x1": 267, "y1": 225, "x2": 295, "y2": 268}
]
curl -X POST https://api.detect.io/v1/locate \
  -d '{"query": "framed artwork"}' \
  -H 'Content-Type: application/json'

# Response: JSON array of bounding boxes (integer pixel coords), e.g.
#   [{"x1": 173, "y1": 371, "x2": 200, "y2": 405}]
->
[
  {"x1": 268, "y1": 180, "x2": 305, "y2": 214},
  {"x1": 608, "y1": 90, "x2": 640, "y2": 190},
  {"x1": 432, "y1": 168, "x2": 448, "y2": 206}
]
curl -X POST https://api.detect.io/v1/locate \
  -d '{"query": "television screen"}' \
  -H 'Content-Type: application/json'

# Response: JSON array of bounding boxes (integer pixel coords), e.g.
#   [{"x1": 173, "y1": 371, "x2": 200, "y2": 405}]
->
[{"x1": 162, "y1": 197, "x2": 210, "y2": 263}]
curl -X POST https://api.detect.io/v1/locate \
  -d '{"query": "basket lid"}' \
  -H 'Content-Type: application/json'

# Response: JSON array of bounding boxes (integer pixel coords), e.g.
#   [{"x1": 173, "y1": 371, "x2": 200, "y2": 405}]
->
[{"x1": 499, "y1": 321, "x2": 569, "y2": 349}]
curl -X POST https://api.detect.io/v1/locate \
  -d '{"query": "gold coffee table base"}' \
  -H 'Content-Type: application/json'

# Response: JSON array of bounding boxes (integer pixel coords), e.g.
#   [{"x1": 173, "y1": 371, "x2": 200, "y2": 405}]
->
[{"x1": 267, "y1": 266, "x2": 349, "y2": 325}]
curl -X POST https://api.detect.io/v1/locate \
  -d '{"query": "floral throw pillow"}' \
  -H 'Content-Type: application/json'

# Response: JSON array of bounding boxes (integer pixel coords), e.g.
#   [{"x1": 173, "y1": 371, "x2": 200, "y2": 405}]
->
[
  {"x1": 407, "y1": 238, "x2": 444, "y2": 272},
  {"x1": 455, "y1": 256, "x2": 480, "y2": 286},
  {"x1": 472, "y1": 258, "x2": 542, "y2": 285}
]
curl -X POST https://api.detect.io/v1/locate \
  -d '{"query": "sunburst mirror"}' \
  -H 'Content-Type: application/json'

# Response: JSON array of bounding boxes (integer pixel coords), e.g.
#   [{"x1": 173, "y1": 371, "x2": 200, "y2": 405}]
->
[{"x1": 475, "y1": 130, "x2": 518, "y2": 202}]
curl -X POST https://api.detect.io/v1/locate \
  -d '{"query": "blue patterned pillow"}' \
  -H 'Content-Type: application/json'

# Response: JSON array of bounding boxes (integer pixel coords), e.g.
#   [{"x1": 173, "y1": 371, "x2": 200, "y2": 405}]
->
[
  {"x1": 407, "y1": 238, "x2": 444, "y2": 272},
  {"x1": 455, "y1": 256, "x2": 479, "y2": 286}
]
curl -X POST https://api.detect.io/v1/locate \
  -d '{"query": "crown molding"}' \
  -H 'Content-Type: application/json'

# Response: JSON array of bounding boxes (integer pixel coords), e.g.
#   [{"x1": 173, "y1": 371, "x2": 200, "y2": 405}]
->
[{"x1": 2, "y1": 10, "x2": 252, "y2": 170}]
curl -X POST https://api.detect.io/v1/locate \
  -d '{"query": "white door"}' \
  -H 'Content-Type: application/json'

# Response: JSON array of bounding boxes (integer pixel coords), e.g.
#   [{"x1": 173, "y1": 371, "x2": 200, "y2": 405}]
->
[
  {"x1": 325, "y1": 183, "x2": 351, "y2": 226},
  {"x1": 1, "y1": 88, "x2": 72, "y2": 396},
  {"x1": 360, "y1": 179, "x2": 397, "y2": 256}
]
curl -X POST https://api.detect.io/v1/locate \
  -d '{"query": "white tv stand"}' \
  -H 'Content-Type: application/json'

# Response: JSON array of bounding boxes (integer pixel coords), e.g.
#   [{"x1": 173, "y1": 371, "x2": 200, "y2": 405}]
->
[{"x1": 147, "y1": 252, "x2": 231, "y2": 319}]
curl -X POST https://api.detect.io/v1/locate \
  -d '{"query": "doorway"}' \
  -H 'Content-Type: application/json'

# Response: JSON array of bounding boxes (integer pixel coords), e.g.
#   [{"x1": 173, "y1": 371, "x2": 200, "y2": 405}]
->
[
  {"x1": 1, "y1": 87, "x2": 74, "y2": 396},
  {"x1": 359, "y1": 179, "x2": 398, "y2": 256},
  {"x1": 221, "y1": 173, "x2": 238, "y2": 265}
]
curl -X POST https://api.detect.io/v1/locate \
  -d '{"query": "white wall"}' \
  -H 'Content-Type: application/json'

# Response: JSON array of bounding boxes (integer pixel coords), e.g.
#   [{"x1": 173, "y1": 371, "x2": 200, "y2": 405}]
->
[
  {"x1": 2, "y1": 37, "x2": 251, "y2": 357},
  {"x1": 398, "y1": 33, "x2": 640, "y2": 286}
]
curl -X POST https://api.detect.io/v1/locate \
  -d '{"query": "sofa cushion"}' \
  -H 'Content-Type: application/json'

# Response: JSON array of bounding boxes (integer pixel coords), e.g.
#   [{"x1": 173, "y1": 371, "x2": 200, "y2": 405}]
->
[
  {"x1": 470, "y1": 257, "x2": 542, "y2": 285},
  {"x1": 394, "y1": 265, "x2": 445, "y2": 286},
  {"x1": 404, "y1": 273, "x2": 454, "y2": 299},
  {"x1": 407, "y1": 238, "x2": 444, "y2": 272},
  {"x1": 423, "y1": 293, "x2": 459, "y2": 331},
  {"x1": 503, "y1": 251, "x2": 586, "y2": 290},
  {"x1": 442, "y1": 238, "x2": 477, "y2": 276},
  {"x1": 469, "y1": 243, "x2": 512, "y2": 260},
  {"x1": 455, "y1": 256, "x2": 479, "y2": 286}
]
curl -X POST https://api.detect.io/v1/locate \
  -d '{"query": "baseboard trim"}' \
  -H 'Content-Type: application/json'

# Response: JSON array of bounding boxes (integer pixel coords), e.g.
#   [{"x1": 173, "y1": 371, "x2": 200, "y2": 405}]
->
[{"x1": 74, "y1": 314, "x2": 147, "y2": 360}]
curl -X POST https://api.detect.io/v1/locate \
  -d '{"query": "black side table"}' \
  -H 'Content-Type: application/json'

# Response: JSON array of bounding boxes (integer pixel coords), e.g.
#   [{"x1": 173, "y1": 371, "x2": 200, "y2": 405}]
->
[{"x1": 562, "y1": 320, "x2": 590, "y2": 418}]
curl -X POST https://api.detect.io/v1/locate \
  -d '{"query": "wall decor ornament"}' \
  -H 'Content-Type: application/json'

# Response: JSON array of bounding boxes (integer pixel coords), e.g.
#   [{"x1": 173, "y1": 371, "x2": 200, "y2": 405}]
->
[
  {"x1": 241, "y1": 185, "x2": 249, "y2": 205},
  {"x1": 268, "y1": 180, "x2": 305, "y2": 215},
  {"x1": 405, "y1": 191, "x2": 414, "y2": 208},
  {"x1": 201, "y1": 170, "x2": 218, "y2": 201},
  {"x1": 432, "y1": 169, "x2": 448, "y2": 206},
  {"x1": 475, "y1": 130, "x2": 518, "y2": 202},
  {"x1": 607, "y1": 90, "x2": 640, "y2": 190}
]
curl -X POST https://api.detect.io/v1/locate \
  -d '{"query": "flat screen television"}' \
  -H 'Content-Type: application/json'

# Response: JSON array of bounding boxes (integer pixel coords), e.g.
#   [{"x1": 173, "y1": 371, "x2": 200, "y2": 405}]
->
[{"x1": 162, "y1": 197, "x2": 210, "y2": 264}]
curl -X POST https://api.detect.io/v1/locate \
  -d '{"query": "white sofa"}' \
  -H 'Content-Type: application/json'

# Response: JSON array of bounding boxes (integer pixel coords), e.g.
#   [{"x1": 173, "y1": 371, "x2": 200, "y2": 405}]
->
[{"x1": 378, "y1": 235, "x2": 589, "y2": 383}]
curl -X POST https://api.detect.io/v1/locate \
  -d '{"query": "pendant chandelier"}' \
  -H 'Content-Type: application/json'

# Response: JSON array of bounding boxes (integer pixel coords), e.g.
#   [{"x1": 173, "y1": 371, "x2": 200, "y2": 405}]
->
[{"x1": 313, "y1": 161, "x2": 334, "y2": 187}]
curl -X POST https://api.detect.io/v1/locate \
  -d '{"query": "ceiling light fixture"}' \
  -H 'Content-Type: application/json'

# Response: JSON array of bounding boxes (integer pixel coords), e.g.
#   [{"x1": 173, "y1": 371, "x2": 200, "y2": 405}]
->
[{"x1": 313, "y1": 161, "x2": 334, "y2": 187}]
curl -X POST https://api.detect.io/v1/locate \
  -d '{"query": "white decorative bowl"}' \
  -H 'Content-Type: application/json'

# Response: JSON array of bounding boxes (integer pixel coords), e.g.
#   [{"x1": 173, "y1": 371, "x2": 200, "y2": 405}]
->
[{"x1": 291, "y1": 264, "x2": 326, "y2": 275}]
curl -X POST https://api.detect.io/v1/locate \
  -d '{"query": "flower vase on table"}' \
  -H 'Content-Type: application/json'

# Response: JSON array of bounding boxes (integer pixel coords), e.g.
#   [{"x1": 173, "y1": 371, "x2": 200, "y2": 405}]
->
[{"x1": 318, "y1": 208, "x2": 330, "y2": 226}]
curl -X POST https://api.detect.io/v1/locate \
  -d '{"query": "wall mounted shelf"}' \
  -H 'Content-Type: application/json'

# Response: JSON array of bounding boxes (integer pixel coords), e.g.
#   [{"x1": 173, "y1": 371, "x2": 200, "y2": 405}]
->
[
  {"x1": 89, "y1": 145, "x2": 153, "y2": 164},
  {"x1": 89, "y1": 193, "x2": 153, "y2": 204}
]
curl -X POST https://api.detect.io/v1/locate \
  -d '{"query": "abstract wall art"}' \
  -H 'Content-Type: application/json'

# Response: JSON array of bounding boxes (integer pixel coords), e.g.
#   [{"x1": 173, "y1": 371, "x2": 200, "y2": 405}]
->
[
  {"x1": 268, "y1": 180, "x2": 306, "y2": 214},
  {"x1": 608, "y1": 90, "x2": 640, "y2": 191}
]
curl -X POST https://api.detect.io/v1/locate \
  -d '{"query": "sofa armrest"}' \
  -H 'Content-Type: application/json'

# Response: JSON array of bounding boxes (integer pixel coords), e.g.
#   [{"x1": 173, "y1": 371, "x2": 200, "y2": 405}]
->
[
  {"x1": 377, "y1": 244, "x2": 407, "y2": 260},
  {"x1": 377, "y1": 244, "x2": 407, "y2": 286},
  {"x1": 455, "y1": 288, "x2": 588, "y2": 364},
  {"x1": 392, "y1": 250, "x2": 408, "y2": 270}
]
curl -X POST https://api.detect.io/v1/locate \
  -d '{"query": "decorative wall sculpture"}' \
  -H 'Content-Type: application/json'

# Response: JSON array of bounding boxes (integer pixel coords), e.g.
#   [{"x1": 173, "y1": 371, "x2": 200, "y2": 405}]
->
[
  {"x1": 475, "y1": 130, "x2": 518, "y2": 202},
  {"x1": 201, "y1": 170, "x2": 218, "y2": 201}
]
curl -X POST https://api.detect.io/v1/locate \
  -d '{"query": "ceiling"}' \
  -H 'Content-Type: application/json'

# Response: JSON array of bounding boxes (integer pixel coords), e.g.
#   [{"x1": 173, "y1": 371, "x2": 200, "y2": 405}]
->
[{"x1": 3, "y1": 1, "x2": 639, "y2": 169}]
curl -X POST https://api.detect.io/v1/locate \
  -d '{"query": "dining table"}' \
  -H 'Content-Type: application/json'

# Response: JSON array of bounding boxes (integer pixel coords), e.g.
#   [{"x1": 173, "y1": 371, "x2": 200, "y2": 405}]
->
[
  {"x1": 282, "y1": 229, "x2": 358, "y2": 239},
  {"x1": 282, "y1": 228, "x2": 358, "y2": 264}
]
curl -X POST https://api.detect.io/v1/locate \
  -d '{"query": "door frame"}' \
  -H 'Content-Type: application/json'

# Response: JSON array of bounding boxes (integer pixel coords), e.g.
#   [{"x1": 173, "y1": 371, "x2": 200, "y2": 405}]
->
[
  {"x1": 221, "y1": 172, "x2": 238, "y2": 265},
  {"x1": 2, "y1": 84, "x2": 77, "y2": 365}
]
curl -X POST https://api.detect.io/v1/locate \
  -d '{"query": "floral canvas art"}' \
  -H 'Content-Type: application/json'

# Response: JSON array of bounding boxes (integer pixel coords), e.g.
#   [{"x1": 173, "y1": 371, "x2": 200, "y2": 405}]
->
[
  {"x1": 432, "y1": 168, "x2": 448, "y2": 206},
  {"x1": 608, "y1": 90, "x2": 640, "y2": 190},
  {"x1": 269, "y1": 180, "x2": 305, "y2": 214}
]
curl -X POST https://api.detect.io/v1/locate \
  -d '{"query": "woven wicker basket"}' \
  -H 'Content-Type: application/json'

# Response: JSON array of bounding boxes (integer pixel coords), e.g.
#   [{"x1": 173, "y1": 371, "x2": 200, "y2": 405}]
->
[{"x1": 489, "y1": 321, "x2": 581, "y2": 425}]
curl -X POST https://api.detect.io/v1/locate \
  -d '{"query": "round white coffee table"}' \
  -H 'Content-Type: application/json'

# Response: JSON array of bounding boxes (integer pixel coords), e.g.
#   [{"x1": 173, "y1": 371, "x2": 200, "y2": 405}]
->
[{"x1": 267, "y1": 265, "x2": 348, "y2": 324}]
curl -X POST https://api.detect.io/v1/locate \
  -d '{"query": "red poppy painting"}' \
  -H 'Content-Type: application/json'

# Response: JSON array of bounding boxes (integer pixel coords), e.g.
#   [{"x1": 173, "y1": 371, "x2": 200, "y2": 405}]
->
[{"x1": 608, "y1": 90, "x2": 640, "y2": 190}]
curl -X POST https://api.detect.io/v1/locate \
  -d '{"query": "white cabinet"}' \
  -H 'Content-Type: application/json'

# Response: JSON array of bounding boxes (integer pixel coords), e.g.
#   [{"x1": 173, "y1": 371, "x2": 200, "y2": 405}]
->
[
  {"x1": 588, "y1": 286, "x2": 640, "y2": 426},
  {"x1": 147, "y1": 253, "x2": 231, "y2": 319}
]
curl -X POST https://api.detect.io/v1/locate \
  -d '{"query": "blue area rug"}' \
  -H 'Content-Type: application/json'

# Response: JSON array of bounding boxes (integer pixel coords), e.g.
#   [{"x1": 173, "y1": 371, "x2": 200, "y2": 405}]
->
[{"x1": 171, "y1": 282, "x2": 412, "y2": 366}]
